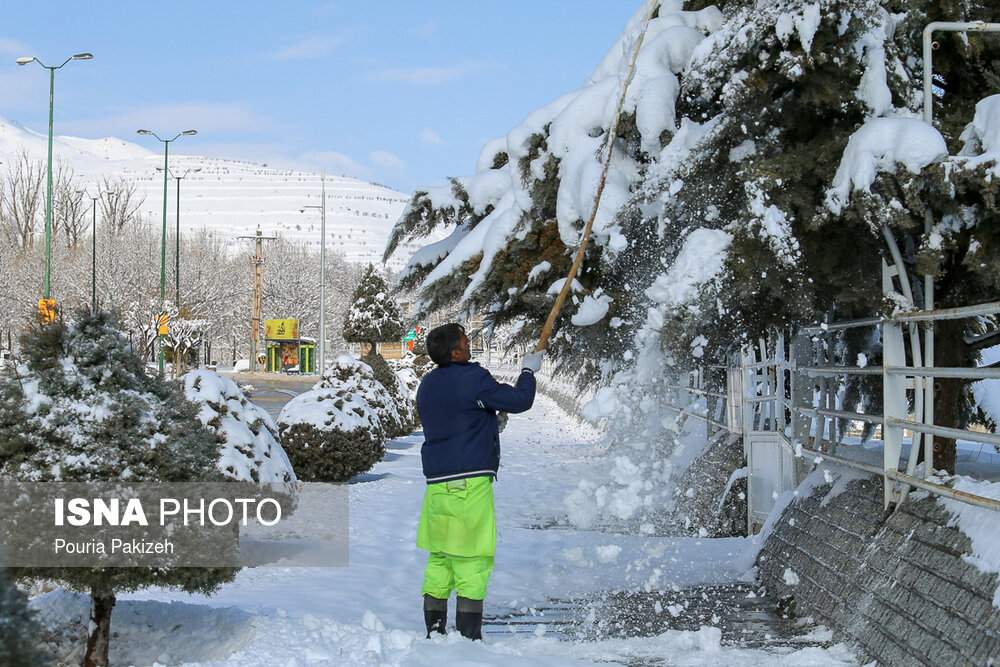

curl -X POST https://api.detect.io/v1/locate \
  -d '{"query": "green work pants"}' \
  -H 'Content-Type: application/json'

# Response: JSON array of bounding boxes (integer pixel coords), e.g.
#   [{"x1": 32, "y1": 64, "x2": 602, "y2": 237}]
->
[{"x1": 417, "y1": 476, "x2": 496, "y2": 600}]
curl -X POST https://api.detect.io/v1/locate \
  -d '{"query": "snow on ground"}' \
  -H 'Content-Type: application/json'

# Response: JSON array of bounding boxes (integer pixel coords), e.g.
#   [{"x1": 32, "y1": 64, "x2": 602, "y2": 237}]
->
[{"x1": 33, "y1": 395, "x2": 857, "y2": 666}]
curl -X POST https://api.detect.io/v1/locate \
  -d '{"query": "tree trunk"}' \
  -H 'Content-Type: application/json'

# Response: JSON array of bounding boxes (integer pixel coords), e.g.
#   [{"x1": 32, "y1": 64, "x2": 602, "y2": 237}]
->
[
  {"x1": 932, "y1": 319, "x2": 964, "y2": 474},
  {"x1": 83, "y1": 587, "x2": 115, "y2": 667}
]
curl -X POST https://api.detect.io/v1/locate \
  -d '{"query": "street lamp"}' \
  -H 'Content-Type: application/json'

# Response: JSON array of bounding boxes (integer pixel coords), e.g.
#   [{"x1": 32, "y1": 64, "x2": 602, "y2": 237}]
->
[
  {"x1": 16, "y1": 52, "x2": 93, "y2": 304},
  {"x1": 77, "y1": 188, "x2": 108, "y2": 315},
  {"x1": 156, "y1": 166, "x2": 202, "y2": 309},
  {"x1": 300, "y1": 174, "x2": 327, "y2": 374},
  {"x1": 136, "y1": 128, "x2": 198, "y2": 375}
]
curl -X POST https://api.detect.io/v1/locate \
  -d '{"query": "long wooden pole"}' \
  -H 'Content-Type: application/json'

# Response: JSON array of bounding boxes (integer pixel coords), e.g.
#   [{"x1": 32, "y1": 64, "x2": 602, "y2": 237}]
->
[{"x1": 534, "y1": 0, "x2": 659, "y2": 353}]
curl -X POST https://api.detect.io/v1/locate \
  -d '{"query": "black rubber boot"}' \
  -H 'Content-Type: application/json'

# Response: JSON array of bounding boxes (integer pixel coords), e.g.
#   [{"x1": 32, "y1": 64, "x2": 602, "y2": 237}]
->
[
  {"x1": 455, "y1": 596, "x2": 483, "y2": 641},
  {"x1": 423, "y1": 594, "x2": 448, "y2": 638}
]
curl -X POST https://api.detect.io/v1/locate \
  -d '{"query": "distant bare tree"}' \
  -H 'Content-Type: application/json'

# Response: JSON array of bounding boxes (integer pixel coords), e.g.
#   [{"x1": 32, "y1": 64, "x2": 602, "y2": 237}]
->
[
  {"x1": 53, "y1": 162, "x2": 87, "y2": 248},
  {"x1": 0, "y1": 151, "x2": 44, "y2": 249},
  {"x1": 99, "y1": 176, "x2": 144, "y2": 233}
]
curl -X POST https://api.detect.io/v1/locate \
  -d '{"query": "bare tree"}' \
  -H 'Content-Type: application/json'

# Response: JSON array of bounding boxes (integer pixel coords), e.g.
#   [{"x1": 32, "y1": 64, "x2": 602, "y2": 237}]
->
[
  {"x1": 53, "y1": 162, "x2": 87, "y2": 248},
  {"x1": 0, "y1": 151, "x2": 44, "y2": 250},
  {"x1": 99, "y1": 176, "x2": 145, "y2": 233}
]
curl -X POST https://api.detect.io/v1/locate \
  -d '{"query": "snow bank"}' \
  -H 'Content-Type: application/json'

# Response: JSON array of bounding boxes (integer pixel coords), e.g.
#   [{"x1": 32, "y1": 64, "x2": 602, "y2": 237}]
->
[
  {"x1": 826, "y1": 118, "x2": 947, "y2": 214},
  {"x1": 645, "y1": 228, "x2": 732, "y2": 308},
  {"x1": 184, "y1": 370, "x2": 296, "y2": 485}
]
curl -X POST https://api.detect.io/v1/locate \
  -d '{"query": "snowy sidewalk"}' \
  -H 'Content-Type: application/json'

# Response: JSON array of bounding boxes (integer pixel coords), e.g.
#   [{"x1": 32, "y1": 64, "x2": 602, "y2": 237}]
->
[{"x1": 34, "y1": 396, "x2": 859, "y2": 666}]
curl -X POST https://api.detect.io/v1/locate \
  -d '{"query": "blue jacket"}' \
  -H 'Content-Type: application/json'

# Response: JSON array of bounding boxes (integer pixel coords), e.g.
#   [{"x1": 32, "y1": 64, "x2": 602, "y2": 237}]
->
[{"x1": 416, "y1": 362, "x2": 536, "y2": 483}]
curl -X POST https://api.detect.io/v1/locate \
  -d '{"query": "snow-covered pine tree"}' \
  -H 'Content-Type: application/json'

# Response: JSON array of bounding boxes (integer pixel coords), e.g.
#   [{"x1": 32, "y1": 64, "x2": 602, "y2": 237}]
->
[
  {"x1": 342, "y1": 264, "x2": 405, "y2": 357},
  {"x1": 0, "y1": 568, "x2": 47, "y2": 667},
  {"x1": 341, "y1": 264, "x2": 416, "y2": 433},
  {"x1": 0, "y1": 312, "x2": 237, "y2": 667},
  {"x1": 387, "y1": 0, "x2": 999, "y2": 473}
]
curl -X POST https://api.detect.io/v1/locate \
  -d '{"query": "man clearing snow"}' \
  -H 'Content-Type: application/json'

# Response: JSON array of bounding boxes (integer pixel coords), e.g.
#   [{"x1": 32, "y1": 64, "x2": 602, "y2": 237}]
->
[{"x1": 415, "y1": 323, "x2": 542, "y2": 640}]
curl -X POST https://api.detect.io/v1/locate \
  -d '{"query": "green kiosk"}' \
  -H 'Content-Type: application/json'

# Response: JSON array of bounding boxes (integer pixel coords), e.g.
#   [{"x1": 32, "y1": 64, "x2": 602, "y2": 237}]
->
[{"x1": 264, "y1": 318, "x2": 317, "y2": 374}]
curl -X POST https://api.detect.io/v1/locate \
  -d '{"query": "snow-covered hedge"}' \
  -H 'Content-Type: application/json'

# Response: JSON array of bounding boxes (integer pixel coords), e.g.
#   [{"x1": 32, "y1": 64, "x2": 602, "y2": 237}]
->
[
  {"x1": 183, "y1": 370, "x2": 297, "y2": 486},
  {"x1": 277, "y1": 386, "x2": 386, "y2": 483},
  {"x1": 316, "y1": 355, "x2": 412, "y2": 438},
  {"x1": 276, "y1": 353, "x2": 424, "y2": 482}
]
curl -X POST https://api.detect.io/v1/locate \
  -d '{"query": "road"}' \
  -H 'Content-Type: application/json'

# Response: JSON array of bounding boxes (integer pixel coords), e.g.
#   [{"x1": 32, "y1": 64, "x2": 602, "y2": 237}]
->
[{"x1": 230, "y1": 372, "x2": 317, "y2": 419}]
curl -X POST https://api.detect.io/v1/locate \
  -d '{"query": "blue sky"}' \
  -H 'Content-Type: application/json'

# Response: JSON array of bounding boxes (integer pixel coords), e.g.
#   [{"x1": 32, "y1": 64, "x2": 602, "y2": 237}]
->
[{"x1": 0, "y1": 2, "x2": 638, "y2": 194}]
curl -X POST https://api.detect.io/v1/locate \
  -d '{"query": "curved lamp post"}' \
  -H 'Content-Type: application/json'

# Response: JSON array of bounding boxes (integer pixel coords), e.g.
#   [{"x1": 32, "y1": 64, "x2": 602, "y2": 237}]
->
[
  {"x1": 156, "y1": 166, "x2": 202, "y2": 309},
  {"x1": 136, "y1": 129, "x2": 198, "y2": 375},
  {"x1": 16, "y1": 52, "x2": 93, "y2": 303}
]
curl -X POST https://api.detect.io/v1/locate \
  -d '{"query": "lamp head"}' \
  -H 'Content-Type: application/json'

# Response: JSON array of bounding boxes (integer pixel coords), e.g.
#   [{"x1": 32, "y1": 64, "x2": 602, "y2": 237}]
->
[
  {"x1": 71, "y1": 53, "x2": 94, "y2": 61},
  {"x1": 15, "y1": 56, "x2": 35, "y2": 66},
  {"x1": 136, "y1": 129, "x2": 153, "y2": 136},
  {"x1": 181, "y1": 129, "x2": 198, "y2": 136}
]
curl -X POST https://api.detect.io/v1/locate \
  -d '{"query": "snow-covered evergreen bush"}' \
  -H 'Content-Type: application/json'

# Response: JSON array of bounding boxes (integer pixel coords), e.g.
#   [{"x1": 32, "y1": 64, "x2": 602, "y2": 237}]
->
[
  {"x1": 277, "y1": 391, "x2": 386, "y2": 482},
  {"x1": 387, "y1": 0, "x2": 1000, "y2": 486},
  {"x1": 0, "y1": 312, "x2": 237, "y2": 667},
  {"x1": 361, "y1": 352, "x2": 418, "y2": 435},
  {"x1": 342, "y1": 264, "x2": 405, "y2": 355},
  {"x1": 0, "y1": 568, "x2": 47, "y2": 667},
  {"x1": 316, "y1": 355, "x2": 409, "y2": 437},
  {"x1": 278, "y1": 356, "x2": 393, "y2": 481},
  {"x1": 389, "y1": 352, "x2": 429, "y2": 397},
  {"x1": 183, "y1": 369, "x2": 297, "y2": 486}
]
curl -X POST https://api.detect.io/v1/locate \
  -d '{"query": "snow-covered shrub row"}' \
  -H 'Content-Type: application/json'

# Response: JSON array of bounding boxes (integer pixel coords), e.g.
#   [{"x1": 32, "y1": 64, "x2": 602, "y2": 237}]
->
[
  {"x1": 277, "y1": 355, "x2": 414, "y2": 482},
  {"x1": 388, "y1": 0, "x2": 1000, "y2": 502},
  {"x1": 183, "y1": 370, "x2": 297, "y2": 486},
  {"x1": 389, "y1": 351, "x2": 433, "y2": 400}
]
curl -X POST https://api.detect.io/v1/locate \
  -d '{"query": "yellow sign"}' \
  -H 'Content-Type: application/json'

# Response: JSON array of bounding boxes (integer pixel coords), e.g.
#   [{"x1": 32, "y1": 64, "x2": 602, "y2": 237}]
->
[
  {"x1": 265, "y1": 318, "x2": 299, "y2": 341},
  {"x1": 38, "y1": 298, "x2": 57, "y2": 324},
  {"x1": 157, "y1": 312, "x2": 170, "y2": 336}
]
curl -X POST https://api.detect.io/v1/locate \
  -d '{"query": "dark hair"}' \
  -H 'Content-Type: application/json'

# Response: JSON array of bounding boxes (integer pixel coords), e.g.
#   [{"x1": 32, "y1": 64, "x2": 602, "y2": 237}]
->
[{"x1": 426, "y1": 323, "x2": 465, "y2": 366}]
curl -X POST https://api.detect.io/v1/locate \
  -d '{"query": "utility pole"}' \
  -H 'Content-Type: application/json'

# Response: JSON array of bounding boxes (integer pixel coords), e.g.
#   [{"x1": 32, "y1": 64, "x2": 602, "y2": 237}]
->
[{"x1": 237, "y1": 227, "x2": 276, "y2": 372}]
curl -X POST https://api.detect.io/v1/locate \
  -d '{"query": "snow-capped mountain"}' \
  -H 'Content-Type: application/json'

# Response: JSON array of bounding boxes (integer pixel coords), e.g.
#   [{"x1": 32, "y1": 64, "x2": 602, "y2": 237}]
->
[{"x1": 0, "y1": 117, "x2": 419, "y2": 271}]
